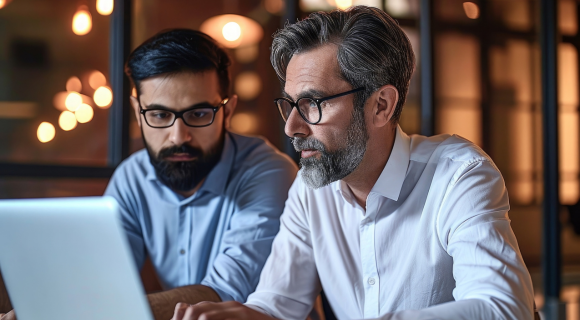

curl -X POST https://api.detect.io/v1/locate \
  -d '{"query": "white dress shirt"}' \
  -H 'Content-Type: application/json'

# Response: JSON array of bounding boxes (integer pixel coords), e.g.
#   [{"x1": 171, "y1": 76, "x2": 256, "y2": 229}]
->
[{"x1": 246, "y1": 126, "x2": 534, "y2": 320}]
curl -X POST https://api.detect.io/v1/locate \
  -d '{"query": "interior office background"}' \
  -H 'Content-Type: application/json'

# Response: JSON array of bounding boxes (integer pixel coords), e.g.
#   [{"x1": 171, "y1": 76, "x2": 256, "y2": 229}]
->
[{"x1": 0, "y1": 0, "x2": 580, "y2": 318}]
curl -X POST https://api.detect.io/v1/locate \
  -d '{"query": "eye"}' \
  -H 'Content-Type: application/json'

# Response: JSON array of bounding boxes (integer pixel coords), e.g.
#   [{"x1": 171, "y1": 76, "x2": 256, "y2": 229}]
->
[
  {"x1": 192, "y1": 111, "x2": 209, "y2": 118},
  {"x1": 150, "y1": 110, "x2": 172, "y2": 119}
]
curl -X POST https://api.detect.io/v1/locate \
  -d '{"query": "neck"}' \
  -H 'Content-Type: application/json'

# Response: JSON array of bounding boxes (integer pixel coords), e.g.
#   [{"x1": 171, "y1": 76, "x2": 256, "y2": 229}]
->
[
  {"x1": 174, "y1": 177, "x2": 206, "y2": 198},
  {"x1": 342, "y1": 125, "x2": 397, "y2": 209}
]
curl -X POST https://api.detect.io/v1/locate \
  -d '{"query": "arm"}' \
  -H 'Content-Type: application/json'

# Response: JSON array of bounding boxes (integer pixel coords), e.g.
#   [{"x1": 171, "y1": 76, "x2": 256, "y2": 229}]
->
[
  {"x1": 170, "y1": 178, "x2": 320, "y2": 320},
  {"x1": 376, "y1": 160, "x2": 535, "y2": 320},
  {"x1": 103, "y1": 167, "x2": 146, "y2": 271},
  {"x1": 148, "y1": 285, "x2": 221, "y2": 320},
  {"x1": 199, "y1": 157, "x2": 298, "y2": 303}
]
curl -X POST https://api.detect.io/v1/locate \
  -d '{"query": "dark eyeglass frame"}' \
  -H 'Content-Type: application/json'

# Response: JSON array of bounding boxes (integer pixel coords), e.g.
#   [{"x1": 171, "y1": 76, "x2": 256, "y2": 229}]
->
[
  {"x1": 274, "y1": 87, "x2": 365, "y2": 125},
  {"x1": 138, "y1": 97, "x2": 229, "y2": 128}
]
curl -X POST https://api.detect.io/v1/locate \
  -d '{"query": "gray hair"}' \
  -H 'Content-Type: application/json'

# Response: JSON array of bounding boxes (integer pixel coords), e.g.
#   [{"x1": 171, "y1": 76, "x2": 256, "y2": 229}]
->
[{"x1": 271, "y1": 5, "x2": 415, "y2": 122}]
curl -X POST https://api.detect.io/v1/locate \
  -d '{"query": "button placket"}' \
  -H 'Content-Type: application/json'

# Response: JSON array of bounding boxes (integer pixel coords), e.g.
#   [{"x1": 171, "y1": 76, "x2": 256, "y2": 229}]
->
[{"x1": 360, "y1": 194, "x2": 380, "y2": 318}]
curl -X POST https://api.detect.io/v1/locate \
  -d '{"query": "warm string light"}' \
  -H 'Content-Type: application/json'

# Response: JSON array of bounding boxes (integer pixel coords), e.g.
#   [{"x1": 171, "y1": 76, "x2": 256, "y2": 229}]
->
[
  {"x1": 94, "y1": 86, "x2": 113, "y2": 108},
  {"x1": 200, "y1": 15, "x2": 263, "y2": 49},
  {"x1": 463, "y1": 2, "x2": 480, "y2": 19},
  {"x1": 59, "y1": 111, "x2": 77, "y2": 131},
  {"x1": 75, "y1": 104, "x2": 94, "y2": 123},
  {"x1": 37, "y1": 122, "x2": 55, "y2": 143},
  {"x1": 65, "y1": 92, "x2": 82, "y2": 111},
  {"x1": 96, "y1": 0, "x2": 113, "y2": 15},
  {"x1": 72, "y1": 6, "x2": 92, "y2": 35}
]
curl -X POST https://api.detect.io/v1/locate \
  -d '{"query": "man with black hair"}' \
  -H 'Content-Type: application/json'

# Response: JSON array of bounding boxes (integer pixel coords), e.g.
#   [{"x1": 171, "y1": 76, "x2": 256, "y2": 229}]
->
[
  {"x1": 172, "y1": 6, "x2": 535, "y2": 320},
  {"x1": 101, "y1": 29, "x2": 296, "y2": 320}
]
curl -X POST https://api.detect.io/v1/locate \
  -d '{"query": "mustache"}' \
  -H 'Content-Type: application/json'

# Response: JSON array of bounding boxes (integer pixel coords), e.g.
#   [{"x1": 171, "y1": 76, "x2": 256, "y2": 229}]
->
[
  {"x1": 291, "y1": 137, "x2": 326, "y2": 153},
  {"x1": 158, "y1": 144, "x2": 203, "y2": 159}
]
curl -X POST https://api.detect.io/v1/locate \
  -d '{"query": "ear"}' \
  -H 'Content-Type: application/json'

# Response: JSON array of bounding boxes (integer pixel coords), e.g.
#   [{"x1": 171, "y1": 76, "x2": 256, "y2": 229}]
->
[
  {"x1": 370, "y1": 84, "x2": 398, "y2": 128},
  {"x1": 129, "y1": 95, "x2": 142, "y2": 127},
  {"x1": 223, "y1": 94, "x2": 238, "y2": 129}
]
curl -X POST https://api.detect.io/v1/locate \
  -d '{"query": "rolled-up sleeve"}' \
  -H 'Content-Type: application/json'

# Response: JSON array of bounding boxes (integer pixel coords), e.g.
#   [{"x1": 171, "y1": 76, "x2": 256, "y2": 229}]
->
[{"x1": 201, "y1": 157, "x2": 298, "y2": 302}]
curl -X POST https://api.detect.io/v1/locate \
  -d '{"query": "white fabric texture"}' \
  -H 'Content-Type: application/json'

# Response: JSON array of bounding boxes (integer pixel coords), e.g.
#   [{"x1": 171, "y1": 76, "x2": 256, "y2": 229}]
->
[{"x1": 246, "y1": 126, "x2": 534, "y2": 320}]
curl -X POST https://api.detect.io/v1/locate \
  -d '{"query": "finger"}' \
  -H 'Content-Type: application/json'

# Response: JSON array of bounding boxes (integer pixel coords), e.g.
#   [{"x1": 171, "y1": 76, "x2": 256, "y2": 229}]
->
[
  {"x1": 172, "y1": 302, "x2": 190, "y2": 320},
  {"x1": 197, "y1": 307, "x2": 249, "y2": 320}
]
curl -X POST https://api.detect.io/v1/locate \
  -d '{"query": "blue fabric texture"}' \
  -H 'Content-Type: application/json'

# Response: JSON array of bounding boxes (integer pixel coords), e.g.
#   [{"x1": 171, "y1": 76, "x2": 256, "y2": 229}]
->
[{"x1": 104, "y1": 132, "x2": 297, "y2": 302}]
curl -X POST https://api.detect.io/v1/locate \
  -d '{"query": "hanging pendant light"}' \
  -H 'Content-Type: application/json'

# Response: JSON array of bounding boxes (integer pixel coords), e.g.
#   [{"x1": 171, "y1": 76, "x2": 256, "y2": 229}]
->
[{"x1": 200, "y1": 14, "x2": 263, "y2": 49}]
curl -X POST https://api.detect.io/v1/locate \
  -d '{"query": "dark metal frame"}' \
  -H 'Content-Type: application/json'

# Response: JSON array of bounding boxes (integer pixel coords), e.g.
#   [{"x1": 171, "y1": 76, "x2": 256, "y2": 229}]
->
[
  {"x1": 0, "y1": 0, "x2": 132, "y2": 179},
  {"x1": 540, "y1": 0, "x2": 563, "y2": 318}
]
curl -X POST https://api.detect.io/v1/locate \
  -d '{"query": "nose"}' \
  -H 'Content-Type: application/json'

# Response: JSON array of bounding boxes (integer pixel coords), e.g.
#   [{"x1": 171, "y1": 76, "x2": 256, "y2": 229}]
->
[
  {"x1": 168, "y1": 118, "x2": 192, "y2": 145},
  {"x1": 284, "y1": 107, "x2": 310, "y2": 138}
]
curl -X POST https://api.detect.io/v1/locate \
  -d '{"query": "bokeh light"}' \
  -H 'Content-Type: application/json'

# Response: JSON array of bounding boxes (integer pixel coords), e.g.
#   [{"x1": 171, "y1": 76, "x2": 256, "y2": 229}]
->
[
  {"x1": 37, "y1": 122, "x2": 55, "y2": 143},
  {"x1": 200, "y1": 15, "x2": 263, "y2": 48},
  {"x1": 94, "y1": 86, "x2": 113, "y2": 108},
  {"x1": 88, "y1": 70, "x2": 107, "y2": 89},
  {"x1": 75, "y1": 103, "x2": 94, "y2": 123},
  {"x1": 334, "y1": 0, "x2": 353, "y2": 9},
  {"x1": 231, "y1": 113, "x2": 258, "y2": 134},
  {"x1": 66, "y1": 76, "x2": 82, "y2": 92},
  {"x1": 463, "y1": 2, "x2": 480, "y2": 19},
  {"x1": 59, "y1": 111, "x2": 77, "y2": 131},
  {"x1": 235, "y1": 72, "x2": 262, "y2": 101},
  {"x1": 53, "y1": 91, "x2": 69, "y2": 111},
  {"x1": 96, "y1": 0, "x2": 114, "y2": 15},
  {"x1": 65, "y1": 92, "x2": 82, "y2": 111},
  {"x1": 222, "y1": 22, "x2": 242, "y2": 42},
  {"x1": 264, "y1": 0, "x2": 284, "y2": 14},
  {"x1": 72, "y1": 6, "x2": 92, "y2": 36}
]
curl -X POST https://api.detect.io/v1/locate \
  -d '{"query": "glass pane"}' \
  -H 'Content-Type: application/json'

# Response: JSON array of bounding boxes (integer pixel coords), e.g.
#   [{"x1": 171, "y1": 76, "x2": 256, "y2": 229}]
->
[
  {"x1": 0, "y1": 0, "x2": 111, "y2": 166},
  {"x1": 435, "y1": 32, "x2": 482, "y2": 146},
  {"x1": 558, "y1": 43, "x2": 580, "y2": 205}
]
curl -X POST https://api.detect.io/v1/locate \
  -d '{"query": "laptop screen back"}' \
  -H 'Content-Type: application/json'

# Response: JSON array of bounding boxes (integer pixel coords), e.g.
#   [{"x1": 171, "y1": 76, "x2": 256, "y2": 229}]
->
[{"x1": 0, "y1": 196, "x2": 153, "y2": 320}]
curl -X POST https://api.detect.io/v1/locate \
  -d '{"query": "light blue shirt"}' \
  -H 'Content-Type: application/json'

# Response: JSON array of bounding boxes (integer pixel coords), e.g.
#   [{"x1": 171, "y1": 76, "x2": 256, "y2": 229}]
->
[{"x1": 104, "y1": 132, "x2": 297, "y2": 302}]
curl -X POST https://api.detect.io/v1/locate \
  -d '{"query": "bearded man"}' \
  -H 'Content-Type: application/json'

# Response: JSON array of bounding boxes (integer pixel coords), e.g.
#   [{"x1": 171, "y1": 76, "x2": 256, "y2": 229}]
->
[
  {"x1": 102, "y1": 29, "x2": 297, "y2": 320},
  {"x1": 172, "y1": 6, "x2": 535, "y2": 320}
]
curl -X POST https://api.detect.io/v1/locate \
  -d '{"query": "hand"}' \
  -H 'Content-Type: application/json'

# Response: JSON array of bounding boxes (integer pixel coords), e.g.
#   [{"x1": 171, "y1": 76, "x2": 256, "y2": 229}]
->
[
  {"x1": 0, "y1": 310, "x2": 16, "y2": 320},
  {"x1": 171, "y1": 301, "x2": 276, "y2": 320}
]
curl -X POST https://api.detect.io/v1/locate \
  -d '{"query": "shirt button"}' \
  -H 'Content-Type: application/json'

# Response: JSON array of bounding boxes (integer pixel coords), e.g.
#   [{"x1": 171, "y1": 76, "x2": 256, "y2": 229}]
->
[
  {"x1": 180, "y1": 249, "x2": 186, "y2": 255},
  {"x1": 368, "y1": 277, "x2": 376, "y2": 285}
]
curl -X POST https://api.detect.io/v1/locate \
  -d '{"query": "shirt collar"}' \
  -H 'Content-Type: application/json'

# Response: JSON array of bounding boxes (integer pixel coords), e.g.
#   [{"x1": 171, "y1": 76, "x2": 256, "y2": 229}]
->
[
  {"x1": 370, "y1": 125, "x2": 410, "y2": 201},
  {"x1": 145, "y1": 132, "x2": 236, "y2": 196},
  {"x1": 334, "y1": 125, "x2": 410, "y2": 202}
]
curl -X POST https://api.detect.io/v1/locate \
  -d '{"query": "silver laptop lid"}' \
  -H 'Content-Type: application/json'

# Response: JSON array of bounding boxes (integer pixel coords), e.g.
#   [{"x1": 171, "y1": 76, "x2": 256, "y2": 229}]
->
[{"x1": 0, "y1": 196, "x2": 153, "y2": 320}]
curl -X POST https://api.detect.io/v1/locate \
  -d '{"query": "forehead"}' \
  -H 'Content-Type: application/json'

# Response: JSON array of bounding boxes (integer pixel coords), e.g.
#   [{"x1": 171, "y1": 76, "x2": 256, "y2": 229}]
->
[
  {"x1": 139, "y1": 70, "x2": 221, "y2": 110},
  {"x1": 285, "y1": 44, "x2": 348, "y2": 97}
]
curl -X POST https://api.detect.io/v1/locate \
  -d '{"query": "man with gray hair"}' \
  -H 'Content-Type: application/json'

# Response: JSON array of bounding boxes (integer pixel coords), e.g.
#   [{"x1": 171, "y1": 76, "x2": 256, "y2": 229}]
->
[{"x1": 172, "y1": 6, "x2": 535, "y2": 320}]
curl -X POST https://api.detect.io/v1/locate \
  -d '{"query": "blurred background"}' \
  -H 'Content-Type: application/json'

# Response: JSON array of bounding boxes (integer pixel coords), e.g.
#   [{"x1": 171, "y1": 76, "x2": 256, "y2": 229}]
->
[{"x1": 0, "y1": 0, "x2": 578, "y2": 318}]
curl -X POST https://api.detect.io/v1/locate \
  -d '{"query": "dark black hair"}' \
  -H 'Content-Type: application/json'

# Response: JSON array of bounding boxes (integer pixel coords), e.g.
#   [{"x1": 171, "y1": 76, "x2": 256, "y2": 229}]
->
[{"x1": 125, "y1": 29, "x2": 231, "y2": 97}]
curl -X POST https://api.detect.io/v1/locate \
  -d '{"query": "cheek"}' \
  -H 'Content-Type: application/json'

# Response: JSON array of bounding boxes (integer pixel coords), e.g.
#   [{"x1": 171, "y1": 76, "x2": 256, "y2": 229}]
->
[{"x1": 142, "y1": 127, "x2": 168, "y2": 152}]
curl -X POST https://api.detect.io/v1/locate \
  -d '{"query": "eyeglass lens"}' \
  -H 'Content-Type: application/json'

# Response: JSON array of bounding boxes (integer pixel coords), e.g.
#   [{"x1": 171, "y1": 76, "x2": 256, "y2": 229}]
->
[
  {"x1": 145, "y1": 108, "x2": 214, "y2": 127},
  {"x1": 277, "y1": 98, "x2": 320, "y2": 123}
]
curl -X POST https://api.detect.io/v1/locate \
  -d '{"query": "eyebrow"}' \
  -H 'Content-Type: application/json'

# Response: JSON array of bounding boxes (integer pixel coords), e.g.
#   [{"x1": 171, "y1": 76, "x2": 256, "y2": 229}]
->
[
  {"x1": 281, "y1": 88, "x2": 329, "y2": 100},
  {"x1": 141, "y1": 101, "x2": 215, "y2": 111}
]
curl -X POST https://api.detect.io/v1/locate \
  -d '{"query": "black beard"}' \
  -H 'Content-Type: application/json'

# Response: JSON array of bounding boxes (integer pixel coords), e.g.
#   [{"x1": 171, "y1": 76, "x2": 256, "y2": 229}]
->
[{"x1": 144, "y1": 133, "x2": 224, "y2": 193}]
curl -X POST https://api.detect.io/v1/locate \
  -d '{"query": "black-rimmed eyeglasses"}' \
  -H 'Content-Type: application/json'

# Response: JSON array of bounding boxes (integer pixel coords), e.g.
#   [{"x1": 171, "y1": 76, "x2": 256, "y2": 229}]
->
[
  {"x1": 139, "y1": 98, "x2": 229, "y2": 128},
  {"x1": 274, "y1": 87, "x2": 365, "y2": 125}
]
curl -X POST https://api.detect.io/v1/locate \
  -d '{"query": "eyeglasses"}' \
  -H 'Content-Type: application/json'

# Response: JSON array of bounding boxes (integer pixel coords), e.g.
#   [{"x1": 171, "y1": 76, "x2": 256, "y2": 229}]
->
[
  {"x1": 274, "y1": 87, "x2": 365, "y2": 125},
  {"x1": 139, "y1": 98, "x2": 229, "y2": 128}
]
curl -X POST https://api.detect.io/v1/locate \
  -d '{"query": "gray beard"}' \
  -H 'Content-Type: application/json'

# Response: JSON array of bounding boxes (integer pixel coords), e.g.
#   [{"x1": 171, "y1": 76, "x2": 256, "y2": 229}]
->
[{"x1": 292, "y1": 107, "x2": 368, "y2": 189}]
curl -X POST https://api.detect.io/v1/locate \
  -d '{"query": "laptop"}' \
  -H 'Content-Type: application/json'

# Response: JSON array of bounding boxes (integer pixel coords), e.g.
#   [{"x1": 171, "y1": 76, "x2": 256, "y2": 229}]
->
[{"x1": 0, "y1": 196, "x2": 154, "y2": 320}]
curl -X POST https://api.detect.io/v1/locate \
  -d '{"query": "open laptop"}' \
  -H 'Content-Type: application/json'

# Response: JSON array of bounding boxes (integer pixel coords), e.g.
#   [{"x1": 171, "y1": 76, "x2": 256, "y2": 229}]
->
[{"x1": 0, "y1": 196, "x2": 154, "y2": 320}]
